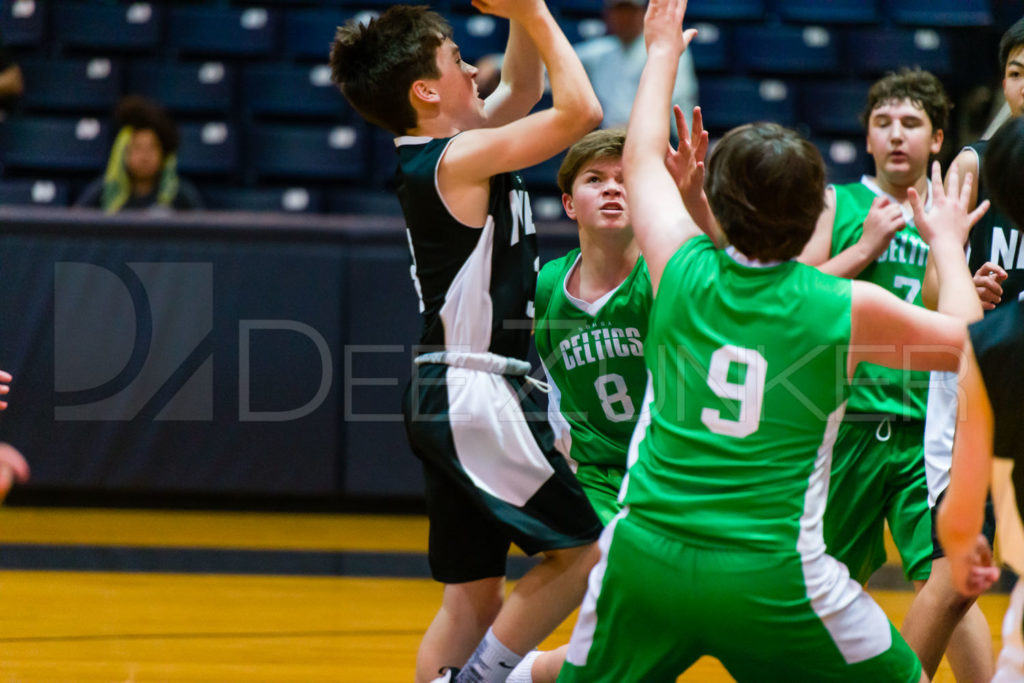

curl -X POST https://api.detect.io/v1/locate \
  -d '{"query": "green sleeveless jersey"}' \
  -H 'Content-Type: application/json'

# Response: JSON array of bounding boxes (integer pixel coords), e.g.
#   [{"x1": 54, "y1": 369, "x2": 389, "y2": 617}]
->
[
  {"x1": 623, "y1": 238, "x2": 853, "y2": 555},
  {"x1": 831, "y1": 180, "x2": 929, "y2": 419},
  {"x1": 534, "y1": 249, "x2": 652, "y2": 469}
]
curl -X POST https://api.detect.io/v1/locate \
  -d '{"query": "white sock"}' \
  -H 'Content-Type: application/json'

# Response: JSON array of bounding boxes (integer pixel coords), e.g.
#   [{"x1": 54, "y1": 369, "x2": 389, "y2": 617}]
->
[
  {"x1": 505, "y1": 650, "x2": 542, "y2": 683},
  {"x1": 456, "y1": 627, "x2": 524, "y2": 683}
]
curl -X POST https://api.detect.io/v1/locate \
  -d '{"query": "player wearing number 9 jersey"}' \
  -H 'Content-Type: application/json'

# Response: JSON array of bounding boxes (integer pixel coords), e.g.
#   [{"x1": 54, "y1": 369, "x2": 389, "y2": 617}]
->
[
  {"x1": 534, "y1": 129, "x2": 652, "y2": 524},
  {"x1": 557, "y1": 4, "x2": 971, "y2": 678}
]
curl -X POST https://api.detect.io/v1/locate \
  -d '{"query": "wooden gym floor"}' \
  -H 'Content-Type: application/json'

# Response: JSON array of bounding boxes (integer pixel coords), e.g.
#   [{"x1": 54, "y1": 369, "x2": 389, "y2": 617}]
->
[{"x1": 0, "y1": 508, "x2": 1010, "y2": 682}]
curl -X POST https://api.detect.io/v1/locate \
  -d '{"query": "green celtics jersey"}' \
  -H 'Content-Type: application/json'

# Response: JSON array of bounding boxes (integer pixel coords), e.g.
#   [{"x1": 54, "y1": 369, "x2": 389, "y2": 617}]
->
[
  {"x1": 831, "y1": 179, "x2": 930, "y2": 419},
  {"x1": 623, "y1": 237, "x2": 853, "y2": 554},
  {"x1": 534, "y1": 249, "x2": 652, "y2": 469}
]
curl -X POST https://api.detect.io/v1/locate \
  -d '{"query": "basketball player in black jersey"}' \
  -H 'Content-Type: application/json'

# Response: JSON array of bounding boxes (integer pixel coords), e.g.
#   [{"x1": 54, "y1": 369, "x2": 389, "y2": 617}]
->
[{"x1": 329, "y1": 3, "x2": 603, "y2": 682}]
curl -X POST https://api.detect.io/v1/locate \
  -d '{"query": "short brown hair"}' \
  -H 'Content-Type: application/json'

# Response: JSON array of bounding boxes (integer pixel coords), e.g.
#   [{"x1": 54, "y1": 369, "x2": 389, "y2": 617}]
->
[
  {"x1": 706, "y1": 123, "x2": 825, "y2": 261},
  {"x1": 329, "y1": 6, "x2": 451, "y2": 136},
  {"x1": 557, "y1": 129, "x2": 626, "y2": 194},
  {"x1": 860, "y1": 68, "x2": 951, "y2": 132}
]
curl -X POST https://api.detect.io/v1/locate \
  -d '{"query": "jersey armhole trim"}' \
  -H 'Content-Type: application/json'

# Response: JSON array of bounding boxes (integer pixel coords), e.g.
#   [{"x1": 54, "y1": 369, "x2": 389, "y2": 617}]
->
[{"x1": 434, "y1": 134, "x2": 486, "y2": 230}]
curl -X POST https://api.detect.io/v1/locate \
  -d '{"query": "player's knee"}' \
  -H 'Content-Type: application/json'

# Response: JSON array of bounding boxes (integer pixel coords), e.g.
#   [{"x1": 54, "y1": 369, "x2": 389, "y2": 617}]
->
[{"x1": 542, "y1": 541, "x2": 599, "y2": 573}]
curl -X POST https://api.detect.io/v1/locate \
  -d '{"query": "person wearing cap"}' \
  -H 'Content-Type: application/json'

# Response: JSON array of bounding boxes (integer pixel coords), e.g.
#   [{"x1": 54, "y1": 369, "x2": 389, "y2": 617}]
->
[{"x1": 574, "y1": 0, "x2": 697, "y2": 135}]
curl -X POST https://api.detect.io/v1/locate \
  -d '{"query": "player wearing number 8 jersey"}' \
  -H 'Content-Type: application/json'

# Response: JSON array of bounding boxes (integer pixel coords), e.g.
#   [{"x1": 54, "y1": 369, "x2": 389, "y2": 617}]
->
[
  {"x1": 558, "y1": 2, "x2": 975, "y2": 679},
  {"x1": 534, "y1": 129, "x2": 652, "y2": 524}
]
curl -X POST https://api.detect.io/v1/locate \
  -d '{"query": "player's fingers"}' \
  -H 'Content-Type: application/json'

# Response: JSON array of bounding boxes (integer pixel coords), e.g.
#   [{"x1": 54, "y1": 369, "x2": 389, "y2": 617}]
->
[
  {"x1": 682, "y1": 28, "x2": 698, "y2": 50},
  {"x1": 934, "y1": 160, "x2": 950, "y2": 200},
  {"x1": 695, "y1": 130, "x2": 709, "y2": 162},
  {"x1": 673, "y1": 105, "x2": 688, "y2": 145},
  {"x1": 968, "y1": 199, "x2": 990, "y2": 229},
  {"x1": 0, "y1": 370, "x2": 11, "y2": 383}
]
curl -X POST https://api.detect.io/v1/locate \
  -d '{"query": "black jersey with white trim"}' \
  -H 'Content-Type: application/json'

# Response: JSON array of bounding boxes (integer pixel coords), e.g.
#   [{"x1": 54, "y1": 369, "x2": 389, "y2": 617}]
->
[
  {"x1": 969, "y1": 300, "x2": 1024, "y2": 517},
  {"x1": 965, "y1": 141, "x2": 1024, "y2": 309},
  {"x1": 394, "y1": 135, "x2": 538, "y2": 360}
]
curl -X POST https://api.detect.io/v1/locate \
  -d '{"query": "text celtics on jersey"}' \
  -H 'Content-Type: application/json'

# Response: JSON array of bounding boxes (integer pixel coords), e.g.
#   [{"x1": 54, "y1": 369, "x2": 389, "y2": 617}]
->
[{"x1": 558, "y1": 323, "x2": 644, "y2": 371}]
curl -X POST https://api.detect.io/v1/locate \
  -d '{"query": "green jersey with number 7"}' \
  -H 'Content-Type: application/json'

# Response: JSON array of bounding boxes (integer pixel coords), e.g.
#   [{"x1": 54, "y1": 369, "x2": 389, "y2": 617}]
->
[{"x1": 831, "y1": 179, "x2": 930, "y2": 419}]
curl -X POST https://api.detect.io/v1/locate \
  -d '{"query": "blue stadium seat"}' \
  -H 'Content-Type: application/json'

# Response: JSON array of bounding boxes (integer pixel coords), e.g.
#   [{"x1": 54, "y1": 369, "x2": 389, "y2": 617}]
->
[
  {"x1": 448, "y1": 14, "x2": 509, "y2": 62},
  {"x1": 690, "y1": 22, "x2": 731, "y2": 72},
  {"x1": 688, "y1": 0, "x2": 765, "y2": 21},
  {"x1": 168, "y1": 6, "x2": 280, "y2": 57},
  {"x1": 19, "y1": 57, "x2": 121, "y2": 113},
  {"x1": 205, "y1": 186, "x2": 324, "y2": 214},
  {"x1": 327, "y1": 188, "x2": 403, "y2": 216},
  {"x1": 0, "y1": 179, "x2": 70, "y2": 207},
  {"x1": 800, "y1": 81, "x2": 871, "y2": 135},
  {"x1": 0, "y1": 0, "x2": 44, "y2": 47},
  {"x1": 1, "y1": 117, "x2": 110, "y2": 171},
  {"x1": 775, "y1": 0, "x2": 879, "y2": 24},
  {"x1": 813, "y1": 138, "x2": 872, "y2": 185},
  {"x1": 887, "y1": 0, "x2": 992, "y2": 27},
  {"x1": 53, "y1": 2, "x2": 161, "y2": 52},
  {"x1": 845, "y1": 28, "x2": 952, "y2": 76},
  {"x1": 283, "y1": 9, "x2": 353, "y2": 61},
  {"x1": 735, "y1": 25, "x2": 839, "y2": 74},
  {"x1": 250, "y1": 123, "x2": 368, "y2": 180},
  {"x1": 177, "y1": 122, "x2": 239, "y2": 176},
  {"x1": 698, "y1": 77, "x2": 797, "y2": 130},
  {"x1": 244, "y1": 64, "x2": 350, "y2": 119},
  {"x1": 127, "y1": 62, "x2": 235, "y2": 115}
]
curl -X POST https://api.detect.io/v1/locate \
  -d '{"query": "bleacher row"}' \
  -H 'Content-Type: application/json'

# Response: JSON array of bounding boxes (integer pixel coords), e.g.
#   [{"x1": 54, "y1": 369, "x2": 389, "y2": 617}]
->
[{"x1": 0, "y1": 0, "x2": 998, "y2": 216}]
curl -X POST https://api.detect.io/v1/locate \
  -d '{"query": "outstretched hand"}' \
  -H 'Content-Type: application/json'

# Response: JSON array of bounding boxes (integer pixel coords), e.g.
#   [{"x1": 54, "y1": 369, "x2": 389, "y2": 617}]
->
[
  {"x1": 665, "y1": 105, "x2": 708, "y2": 207},
  {"x1": 643, "y1": 0, "x2": 696, "y2": 56},
  {"x1": 909, "y1": 161, "x2": 989, "y2": 248},
  {"x1": 471, "y1": 0, "x2": 545, "y2": 22}
]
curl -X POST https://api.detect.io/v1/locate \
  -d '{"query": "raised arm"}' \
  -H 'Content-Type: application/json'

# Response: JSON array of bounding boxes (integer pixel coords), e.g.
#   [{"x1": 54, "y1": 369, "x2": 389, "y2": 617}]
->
[
  {"x1": 481, "y1": 20, "x2": 544, "y2": 127},
  {"x1": 442, "y1": 0, "x2": 601, "y2": 184},
  {"x1": 622, "y1": 0, "x2": 699, "y2": 294},
  {"x1": 922, "y1": 148, "x2": 981, "y2": 308},
  {"x1": 937, "y1": 344, "x2": 999, "y2": 596},
  {"x1": 913, "y1": 161, "x2": 998, "y2": 595},
  {"x1": 665, "y1": 105, "x2": 724, "y2": 248},
  {"x1": 909, "y1": 160, "x2": 989, "y2": 323}
]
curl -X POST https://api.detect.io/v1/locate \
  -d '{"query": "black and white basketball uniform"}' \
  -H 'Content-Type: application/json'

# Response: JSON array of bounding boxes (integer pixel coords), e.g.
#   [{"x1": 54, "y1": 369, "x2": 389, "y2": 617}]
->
[
  {"x1": 925, "y1": 140, "x2": 1016, "y2": 538},
  {"x1": 395, "y1": 135, "x2": 601, "y2": 583},
  {"x1": 965, "y1": 140, "x2": 1024, "y2": 306},
  {"x1": 968, "y1": 301, "x2": 1024, "y2": 681}
]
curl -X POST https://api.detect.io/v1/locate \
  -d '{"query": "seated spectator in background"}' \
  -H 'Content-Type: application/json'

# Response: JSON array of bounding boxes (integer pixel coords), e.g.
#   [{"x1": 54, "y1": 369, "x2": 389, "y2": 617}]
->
[
  {"x1": 0, "y1": 29, "x2": 24, "y2": 117},
  {"x1": 575, "y1": 0, "x2": 697, "y2": 134},
  {"x1": 75, "y1": 96, "x2": 203, "y2": 213}
]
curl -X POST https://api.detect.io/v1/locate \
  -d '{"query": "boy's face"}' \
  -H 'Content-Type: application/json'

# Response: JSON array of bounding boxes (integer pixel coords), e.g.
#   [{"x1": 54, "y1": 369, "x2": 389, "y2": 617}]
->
[
  {"x1": 1004, "y1": 45, "x2": 1024, "y2": 117},
  {"x1": 865, "y1": 98, "x2": 942, "y2": 189},
  {"x1": 432, "y1": 37, "x2": 485, "y2": 129},
  {"x1": 562, "y1": 157, "x2": 631, "y2": 235}
]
